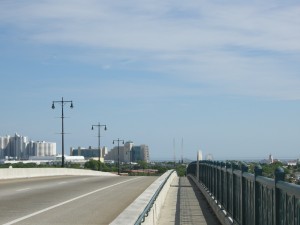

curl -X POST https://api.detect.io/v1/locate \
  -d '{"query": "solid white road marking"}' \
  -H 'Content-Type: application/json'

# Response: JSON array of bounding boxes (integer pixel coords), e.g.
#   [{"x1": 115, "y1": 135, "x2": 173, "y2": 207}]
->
[
  {"x1": 16, "y1": 188, "x2": 31, "y2": 192},
  {"x1": 4, "y1": 177, "x2": 142, "y2": 225},
  {"x1": 58, "y1": 181, "x2": 68, "y2": 184}
]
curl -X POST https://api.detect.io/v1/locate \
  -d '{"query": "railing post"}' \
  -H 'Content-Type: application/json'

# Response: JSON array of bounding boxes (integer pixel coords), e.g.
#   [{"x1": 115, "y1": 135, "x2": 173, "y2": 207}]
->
[
  {"x1": 220, "y1": 161, "x2": 225, "y2": 207},
  {"x1": 241, "y1": 162, "x2": 248, "y2": 225},
  {"x1": 232, "y1": 162, "x2": 239, "y2": 222},
  {"x1": 209, "y1": 161, "x2": 212, "y2": 192},
  {"x1": 197, "y1": 151, "x2": 200, "y2": 181},
  {"x1": 216, "y1": 161, "x2": 220, "y2": 204},
  {"x1": 213, "y1": 161, "x2": 216, "y2": 198},
  {"x1": 226, "y1": 162, "x2": 231, "y2": 214},
  {"x1": 254, "y1": 165, "x2": 262, "y2": 225},
  {"x1": 274, "y1": 167, "x2": 285, "y2": 225}
]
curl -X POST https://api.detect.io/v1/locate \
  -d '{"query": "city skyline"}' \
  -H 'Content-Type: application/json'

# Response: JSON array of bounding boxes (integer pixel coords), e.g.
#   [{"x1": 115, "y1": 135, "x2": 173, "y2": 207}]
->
[
  {"x1": 1, "y1": 1, "x2": 300, "y2": 160},
  {"x1": 0, "y1": 133, "x2": 56, "y2": 160}
]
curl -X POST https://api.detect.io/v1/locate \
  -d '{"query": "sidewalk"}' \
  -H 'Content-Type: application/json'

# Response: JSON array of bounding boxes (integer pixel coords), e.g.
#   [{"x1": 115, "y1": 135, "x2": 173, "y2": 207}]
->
[{"x1": 157, "y1": 176, "x2": 221, "y2": 225}]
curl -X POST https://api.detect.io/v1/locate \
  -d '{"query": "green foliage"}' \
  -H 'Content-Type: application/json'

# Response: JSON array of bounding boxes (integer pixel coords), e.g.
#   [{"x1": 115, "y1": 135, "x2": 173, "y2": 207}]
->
[
  {"x1": 84, "y1": 159, "x2": 117, "y2": 172},
  {"x1": 261, "y1": 161, "x2": 284, "y2": 178},
  {"x1": 138, "y1": 161, "x2": 148, "y2": 169},
  {"x1": 156, "y1": 166, "x2": 168, "y2": 174},
  {"x1": 84, "y1": 160, "x2": 100, "y2": 170},
  {"x1": 68, "y1": 163, "x2": 81, "y2": 169},
  {"x1": 0, "y1": 163, "x2": 12, "y2": 168},
  {"x1": 176, "y1": 164, "x2": 187, "y2": 177}
]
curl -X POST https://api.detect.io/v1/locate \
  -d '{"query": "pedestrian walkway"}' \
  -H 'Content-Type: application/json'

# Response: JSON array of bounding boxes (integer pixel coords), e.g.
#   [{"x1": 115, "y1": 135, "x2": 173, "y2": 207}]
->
[{"x1": 158, "y1": 176, "x2": 221, "y2": 225}]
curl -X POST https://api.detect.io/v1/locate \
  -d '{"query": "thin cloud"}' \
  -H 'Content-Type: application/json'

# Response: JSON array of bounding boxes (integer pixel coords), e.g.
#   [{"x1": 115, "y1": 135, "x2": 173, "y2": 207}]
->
[{"x1": 0, "y1": 0, "x2": 300, "y2": 99}]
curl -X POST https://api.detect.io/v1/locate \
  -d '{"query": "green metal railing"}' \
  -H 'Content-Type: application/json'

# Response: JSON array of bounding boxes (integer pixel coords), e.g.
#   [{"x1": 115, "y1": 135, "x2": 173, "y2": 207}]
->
[{"x1": 186, "y1": 160, "x2": 300, "y2": 225}]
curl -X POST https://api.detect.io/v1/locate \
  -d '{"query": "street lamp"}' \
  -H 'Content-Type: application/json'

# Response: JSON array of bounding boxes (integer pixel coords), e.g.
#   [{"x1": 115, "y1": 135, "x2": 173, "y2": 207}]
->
[
  {"x1": 91, "y1": 122, "x2": 107, "y2": 171},
  {"x1": 51, "y1": 97, "x2": 73, "y2": 167},
  {"x1": 113, "y1": 138, "x2": 124, "y2": 175}
]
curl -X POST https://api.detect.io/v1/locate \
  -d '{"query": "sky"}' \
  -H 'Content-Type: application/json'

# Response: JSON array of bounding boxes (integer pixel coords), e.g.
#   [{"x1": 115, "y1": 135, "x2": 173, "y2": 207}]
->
[{"x1": 0, "y1": 0, "x2": 300, "y2": 161}]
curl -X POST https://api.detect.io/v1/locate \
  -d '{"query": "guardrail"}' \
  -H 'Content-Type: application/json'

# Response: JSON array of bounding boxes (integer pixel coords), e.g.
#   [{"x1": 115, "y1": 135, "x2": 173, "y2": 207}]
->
[{"x1": 186, "y1": 160, "x2": 300, "y2": 225}]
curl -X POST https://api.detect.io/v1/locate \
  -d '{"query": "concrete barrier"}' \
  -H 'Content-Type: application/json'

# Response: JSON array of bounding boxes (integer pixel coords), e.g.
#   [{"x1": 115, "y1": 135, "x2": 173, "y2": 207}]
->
[
  {"x1": 110, "y1": 170, "x2": 177, "y2": 225},
  {"x1": 0, "y1": 168, "x2": 117, "y2": 179},
  {"x1": 142, "y1": 170, "x2": 177, "y2": 225}
]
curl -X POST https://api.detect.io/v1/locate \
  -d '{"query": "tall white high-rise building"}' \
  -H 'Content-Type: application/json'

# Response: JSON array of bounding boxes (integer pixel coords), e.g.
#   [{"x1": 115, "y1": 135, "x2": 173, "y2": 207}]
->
[
  {"x1": 11, "y1": 133, "x2": 28, "y2": 159},
  {"x1": 0, "y1": 134, "x2": 56, "y2": 160},
  {"x1": 0, "y1": 135, "x2": 10, "y2": 159},
  {"x1": 197, "y1": 150, "x2": 203, "y2": 161},
  {"x1": 124, "y1": 141, "x2": 134, "y2": 162}
]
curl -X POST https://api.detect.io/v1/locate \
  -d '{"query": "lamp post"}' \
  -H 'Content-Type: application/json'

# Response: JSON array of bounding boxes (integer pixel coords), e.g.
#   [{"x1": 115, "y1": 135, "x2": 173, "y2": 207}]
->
[
  {"x1": 91, "y1": 122, "x2": 107, "y2": 171},
  {"x1": 51, "y1": 97, "x2": 73, "y2": 167},
  {"x1": 113, "y1": 138, "x2": 124, "y2": 175}
]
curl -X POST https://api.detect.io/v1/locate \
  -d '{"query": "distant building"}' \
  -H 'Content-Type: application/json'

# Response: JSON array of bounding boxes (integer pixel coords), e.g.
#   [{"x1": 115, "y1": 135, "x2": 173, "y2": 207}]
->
[
  {"x1": 205, "y1": 153, "x2": 214, "y2": 161},
  {"x1": 269, "y1": 154, "x2": 274, "y2": 164},
  {"x1": 0, "y1": 133, "x2": 56, "y2": 160},
  {"x1": 131, "y1": 145, "x2": 149, "y2": 162},
  {"x1": 105, "y1": 141, "x2": 150, "y2": 163},
  {"x1": 70, "y1": 146, "x2": 106, "y2": 162},
  {"x1": 197, "y1": 150, "x2": 203, "y2": 161},
  {"x1": 287, "y1": 161, "x2": 297, "y2": 166},
  {"x1": 105, "y1": 145, "x2": 125, "y2": 162}
]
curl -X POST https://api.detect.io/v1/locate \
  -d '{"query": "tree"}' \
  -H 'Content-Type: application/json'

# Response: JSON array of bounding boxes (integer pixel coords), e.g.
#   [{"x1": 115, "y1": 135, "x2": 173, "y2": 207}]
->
[
  {"x1": 176, "y1": 164, "x2": 187, "y2": 177},
  {"x1": 138, "y1": 161, "x2": 148, "y2": 170},
  {"x1": 84, "y1": 160, "x2": 98, "y2": 170}
]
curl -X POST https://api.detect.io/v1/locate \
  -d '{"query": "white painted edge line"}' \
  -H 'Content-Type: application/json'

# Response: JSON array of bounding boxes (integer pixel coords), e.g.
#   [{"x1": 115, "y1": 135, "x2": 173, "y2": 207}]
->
[{"x1": 4, "y1": 177, "x2": 142, "y2": 225}]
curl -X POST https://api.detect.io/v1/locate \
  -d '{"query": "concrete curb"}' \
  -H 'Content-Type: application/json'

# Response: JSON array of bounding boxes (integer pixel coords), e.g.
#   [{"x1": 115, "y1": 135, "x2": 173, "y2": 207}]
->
[
  {"x1": 110, "y1": 170, "x2": 177, "y2": 225},
  {"x1": 188, "y1": 174, "x2": 233, "y2": 225},
  {"x1": 0, "y1": 168, "x2": 117, "y2": 179}
]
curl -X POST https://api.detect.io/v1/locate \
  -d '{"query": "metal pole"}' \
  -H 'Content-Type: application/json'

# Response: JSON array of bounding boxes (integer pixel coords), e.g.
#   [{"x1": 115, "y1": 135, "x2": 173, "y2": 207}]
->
[
  {"x1": 98, "y1": 122, "x2": 101, "y2": 170},
  {"x1": 51, "y1": 97, "x2": 73, "y2": 168},
  {"x1": 118, "y1": 141, "x2": 120, "y2": 175},
  {"x1": 130, "y1": 149, "x2": 131, "y2": 171},
  {"x1": 92, "y1": 123, "x2": 107, "y2": 171},
  {"x1": 113, "y1": 138, "x2": 124, "y2": 175},
  {"x1": 61, "y1": 97, "x2": 64, "y2": 167}
]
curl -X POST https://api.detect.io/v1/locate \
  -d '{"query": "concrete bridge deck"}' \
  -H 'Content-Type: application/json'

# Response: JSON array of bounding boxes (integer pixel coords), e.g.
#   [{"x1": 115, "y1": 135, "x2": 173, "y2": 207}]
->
[{"x1": 158, "y1": 176, "x2": 221, "y2": 225}]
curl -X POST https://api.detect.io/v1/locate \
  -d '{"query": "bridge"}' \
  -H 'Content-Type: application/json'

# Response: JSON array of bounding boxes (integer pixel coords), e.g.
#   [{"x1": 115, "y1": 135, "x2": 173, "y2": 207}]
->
[{"x1": 0, "y1": 162, "x2": 299, "y2": 225}]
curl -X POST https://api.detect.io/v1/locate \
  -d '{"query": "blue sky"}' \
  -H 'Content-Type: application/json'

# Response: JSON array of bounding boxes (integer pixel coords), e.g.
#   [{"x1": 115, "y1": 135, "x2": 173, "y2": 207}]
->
[{"x1": 1, "y1": 0, "x2": 300, "y2": 161}]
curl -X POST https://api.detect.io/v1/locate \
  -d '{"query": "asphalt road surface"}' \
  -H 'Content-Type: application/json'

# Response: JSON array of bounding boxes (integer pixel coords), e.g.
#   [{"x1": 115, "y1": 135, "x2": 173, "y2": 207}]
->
[{"x1": 0, "y1": 175, "x2": 158, "y2": 225}]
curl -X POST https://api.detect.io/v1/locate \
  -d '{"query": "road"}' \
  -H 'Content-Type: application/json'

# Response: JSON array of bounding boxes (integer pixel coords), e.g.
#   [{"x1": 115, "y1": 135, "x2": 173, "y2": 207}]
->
[{"x1": 0, "y1": 175, "x2": 158, "y2": 225}]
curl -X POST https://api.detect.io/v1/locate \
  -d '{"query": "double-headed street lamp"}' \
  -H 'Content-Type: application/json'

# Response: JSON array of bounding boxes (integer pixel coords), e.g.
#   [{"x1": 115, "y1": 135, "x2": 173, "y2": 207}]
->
[
  {"x1": 91, "y1": 122, "x2": 107, "y2": 171},
  {"x1": 51, "y1": 97, "x2": 73, "y2": 167},
  {"x1": 113, "y1": 138, "x2": 124, "y2": 175}
]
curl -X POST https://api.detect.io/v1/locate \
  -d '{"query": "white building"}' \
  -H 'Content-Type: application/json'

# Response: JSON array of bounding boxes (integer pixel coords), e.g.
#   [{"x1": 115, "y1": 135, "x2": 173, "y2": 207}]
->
[
  {"x1": 269, "y1": 154, "x2": 274, "y2": 164},
  {"x1": 33, "y1": 141, "x2": 56, "y2": 157},
  {"x1": 0, "y1": 134, "x2": 56, "y2": 160},
  {"x1": 105, "y1": 141, "x2": 150, "y2": 163}
]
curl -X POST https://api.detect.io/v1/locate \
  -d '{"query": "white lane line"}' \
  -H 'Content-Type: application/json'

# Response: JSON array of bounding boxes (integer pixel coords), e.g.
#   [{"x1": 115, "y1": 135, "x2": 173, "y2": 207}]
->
[
  {"x1": 4, "y1": 177, "x2": 142, "y2": 225},
  {"x1": 16, "y1": 188, "x2": 31, "y2": 192},
  {"x1": 58, "y1": 181, "x2": 68, "y2": 184}
]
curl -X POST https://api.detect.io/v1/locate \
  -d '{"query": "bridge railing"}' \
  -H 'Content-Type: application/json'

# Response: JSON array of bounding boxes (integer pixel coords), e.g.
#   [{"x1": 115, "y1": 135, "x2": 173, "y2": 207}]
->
[{"x1": 186, "y1": 160, "x2": 300, "y2": 225}]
